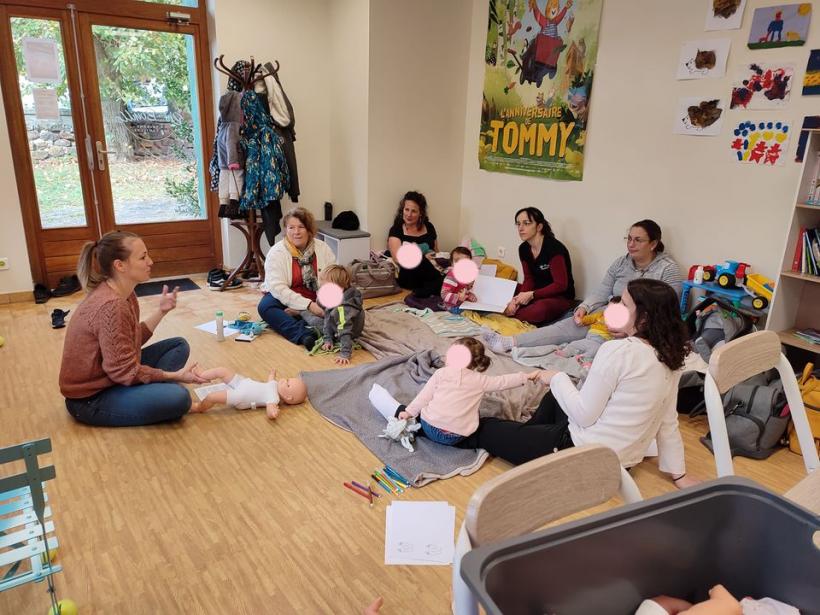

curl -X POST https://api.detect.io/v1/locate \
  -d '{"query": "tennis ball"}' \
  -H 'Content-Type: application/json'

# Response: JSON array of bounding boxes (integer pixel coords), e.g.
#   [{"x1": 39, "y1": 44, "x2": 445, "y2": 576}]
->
[{"x1": 47, "y1": 599, "x2": 78, "y2": 615}]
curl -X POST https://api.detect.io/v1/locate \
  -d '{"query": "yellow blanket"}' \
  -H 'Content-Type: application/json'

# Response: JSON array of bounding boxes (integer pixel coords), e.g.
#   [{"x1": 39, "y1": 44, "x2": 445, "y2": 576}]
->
[{"x1": 462, "y1": 311, "x2": 535, "y2": 335}]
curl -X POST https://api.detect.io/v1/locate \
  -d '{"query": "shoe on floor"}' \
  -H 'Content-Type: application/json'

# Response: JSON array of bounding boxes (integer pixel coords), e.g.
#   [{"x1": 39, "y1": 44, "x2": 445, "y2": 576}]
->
[
  {"x1": 34, "y1": 283, "x2": 51, "y2": 304},
  {"x1": 51, "y1": 308, "x2": 70, "y2": 329},
  {"x1": 300, "y1": 333, "x2": 318, "y2": 351},
  {"x1": 51, "y1": 274, "x2": 81, "y2": 298},
  {"x1": 208, "y1": 277, "x2": 242, "y2": 291},
  {"x1": 207, "y1": 268, "x2": 227, "y2": 283}
]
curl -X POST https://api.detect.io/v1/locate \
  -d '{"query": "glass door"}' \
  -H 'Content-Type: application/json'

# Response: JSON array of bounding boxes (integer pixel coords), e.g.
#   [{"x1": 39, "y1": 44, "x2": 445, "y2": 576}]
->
[
  {"x1": 4, "y1": 8, "x2": 101, "y2": 288},
  {"x1": 0, "y1": 2, "x2": 219, "y2": 286},
  {"x1": 79, "y1": 14, "x2": 217, "y2": 278}
]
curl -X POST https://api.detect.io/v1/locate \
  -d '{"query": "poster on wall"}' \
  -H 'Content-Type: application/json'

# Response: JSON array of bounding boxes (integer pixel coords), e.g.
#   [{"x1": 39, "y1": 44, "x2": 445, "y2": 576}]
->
[
  {"x1": 747, "y1": 4, "x2": 812, "y2": 49},
  {"x1": 673, "y1": 98, "x2": 725, "y2": 136},
  {"x1": 21, "y1": 38, "x2": 60, "y2": 83},
  {"x1": 675, "y1": 39, "x2": 731, "y2": 79},
  {"x1": 706, "y1": 0, "x2": 747, "y2": 30},
  {"x1": 729, "y1": 63, "x2": 794, "y2": 109},
  {"x1": 478, "y1": 0, "x2": 604, "y2": 181},
  {"x1": 729, "y1": 120, "x2": 791, "y2": 165},
  {"x1": 803, "y1": 49, "x2": 820, "y2": 95}
]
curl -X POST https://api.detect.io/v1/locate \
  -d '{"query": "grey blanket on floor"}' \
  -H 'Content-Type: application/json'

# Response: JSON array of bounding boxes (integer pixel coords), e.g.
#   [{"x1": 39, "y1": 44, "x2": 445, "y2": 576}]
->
[
  {"x1": 301, "y1": 350, "x2": 489, "y2": 487},
  {"x1": 511, "y1": 344, "x2": 588, "y2": 381},
  {"x1": 358, "y1": 305, "x2": 547, "y2": 421}
]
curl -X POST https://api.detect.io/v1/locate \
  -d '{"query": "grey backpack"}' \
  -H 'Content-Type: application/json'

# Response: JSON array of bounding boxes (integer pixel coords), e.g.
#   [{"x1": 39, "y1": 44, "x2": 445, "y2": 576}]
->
[{"x1": 700, "y1": 382, "x2": 790, "y2": 460}]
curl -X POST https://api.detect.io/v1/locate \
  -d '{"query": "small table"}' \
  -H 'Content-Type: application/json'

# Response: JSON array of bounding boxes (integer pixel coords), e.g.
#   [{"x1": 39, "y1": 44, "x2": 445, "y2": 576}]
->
[{"x1": 315, "y1": 221, "x2": 371, "y2": 265}]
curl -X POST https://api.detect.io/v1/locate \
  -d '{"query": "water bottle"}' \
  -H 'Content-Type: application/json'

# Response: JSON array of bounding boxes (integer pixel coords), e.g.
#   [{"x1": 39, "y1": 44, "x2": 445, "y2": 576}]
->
[
  {"x1": 216, "y1": 311, "x2": 225, "y2": 342},
  {"x1": 694, "y1": 266, "x2": 704, "y2": 285}
]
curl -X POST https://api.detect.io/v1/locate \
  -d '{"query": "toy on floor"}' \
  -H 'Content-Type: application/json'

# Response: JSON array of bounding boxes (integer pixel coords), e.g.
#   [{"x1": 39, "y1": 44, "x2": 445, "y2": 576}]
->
[
  {"x1": 379, "y1": 415, "x2": 422, "y2": 452},
  {"x1": 190, "y1": 366, "x2": 307, "y2": 419}
]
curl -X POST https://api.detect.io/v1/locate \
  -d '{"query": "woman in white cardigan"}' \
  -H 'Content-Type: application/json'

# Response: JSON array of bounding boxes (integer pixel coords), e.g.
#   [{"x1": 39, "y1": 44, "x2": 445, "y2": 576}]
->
[
  {"x1": 257, "y1": 207, "x2": 336, "y2": 349},
  {"x1": 459, "y1": 278, "x2": 698, "y2": 490}
]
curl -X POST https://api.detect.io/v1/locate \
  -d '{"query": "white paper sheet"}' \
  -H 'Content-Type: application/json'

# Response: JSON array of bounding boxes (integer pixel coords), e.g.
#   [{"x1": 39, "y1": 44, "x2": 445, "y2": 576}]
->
[
  {"x1": 479, "y1": 264, "x2": 497, "y2": 277},
  {"x1": 22, "y1": 38, "x2": 60, "y2": 83},
  {"x1": 195, "y1": 320, "x2": 240, "y2": 337},
  {"x1": 194, "y1": 383, "x2": 229, "y2": 401},
  {"x1": 459, "y1": 275, "x2": 517, "y2": 313},
  {"x1": 32, "y1": 88, "x2": 59, "y2": 120},
  {"x1": 385, "y1": 501, "x2": 455, "y2": 566}
]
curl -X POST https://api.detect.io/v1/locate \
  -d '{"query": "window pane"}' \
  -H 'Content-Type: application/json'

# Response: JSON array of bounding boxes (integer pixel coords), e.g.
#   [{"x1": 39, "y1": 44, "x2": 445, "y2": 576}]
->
[
  {"x1": 12, "y1": 17, "x2": 87, "y2": 229},
  {"x1": 92, "y1": 25, "x2": 206, "y2": 224}
]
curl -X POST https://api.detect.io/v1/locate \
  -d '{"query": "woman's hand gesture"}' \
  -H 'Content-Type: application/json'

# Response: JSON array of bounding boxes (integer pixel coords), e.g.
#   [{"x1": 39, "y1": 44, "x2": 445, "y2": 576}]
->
[{"x1": 159, "y1": 285, "x2": 180, "y2": 314}]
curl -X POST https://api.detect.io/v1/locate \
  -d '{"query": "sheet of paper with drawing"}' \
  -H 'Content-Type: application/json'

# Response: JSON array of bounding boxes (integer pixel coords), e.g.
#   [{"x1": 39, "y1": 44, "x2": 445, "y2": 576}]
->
[
  {"x1": 459, "y1": 275, "x2": 517, "y2": 313},
  {"x1": 385, "y1": 501, "x2": 455, "y2": 565}
]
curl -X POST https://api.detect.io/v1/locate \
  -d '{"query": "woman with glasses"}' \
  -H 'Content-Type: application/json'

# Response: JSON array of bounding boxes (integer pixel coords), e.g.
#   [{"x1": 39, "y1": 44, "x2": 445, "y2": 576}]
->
[
  {"x1": 484, "y1": 219, "x2": 682, "y2": 355},
  {"x1": 501, "y1": 207, "x2": 576, "y2": 325}
]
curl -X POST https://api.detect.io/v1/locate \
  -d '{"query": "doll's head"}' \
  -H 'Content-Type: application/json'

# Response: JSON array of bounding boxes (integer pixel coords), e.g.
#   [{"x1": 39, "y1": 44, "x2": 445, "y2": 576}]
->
[
  {"x1": 320, "y1": 264, "x2": 352, "y2": 290},
  {"x1": 277, "y1": 376, "x2": 308, "y2": 405}
]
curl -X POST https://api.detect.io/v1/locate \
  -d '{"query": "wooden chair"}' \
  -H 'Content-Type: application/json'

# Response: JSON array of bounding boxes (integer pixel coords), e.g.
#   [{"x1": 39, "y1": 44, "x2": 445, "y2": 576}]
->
[
  {"x1": 703, "y1": 330, "x2": 819, "y2": 511},
  {"x1": 0, "y1": 438, "x2": 64, "y2": 612},
  {"x1": 452, "y1": 444, "x2": 642, "y2": 615}
]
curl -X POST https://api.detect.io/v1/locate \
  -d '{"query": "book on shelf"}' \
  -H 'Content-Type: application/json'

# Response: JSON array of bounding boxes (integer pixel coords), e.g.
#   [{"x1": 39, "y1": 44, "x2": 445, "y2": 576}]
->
[
  {"x1": 794, "y1": 328, "x2": 820, "y2": 345},
  {"x1": 792, "y1": 227, "x2": 820, "y2": 276}
]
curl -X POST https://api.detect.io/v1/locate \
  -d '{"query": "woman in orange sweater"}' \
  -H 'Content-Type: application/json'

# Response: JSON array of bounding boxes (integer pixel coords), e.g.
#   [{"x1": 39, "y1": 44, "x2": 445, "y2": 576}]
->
[{"x1": 59, "y1": 231, "x2": 205, "y2": 426}]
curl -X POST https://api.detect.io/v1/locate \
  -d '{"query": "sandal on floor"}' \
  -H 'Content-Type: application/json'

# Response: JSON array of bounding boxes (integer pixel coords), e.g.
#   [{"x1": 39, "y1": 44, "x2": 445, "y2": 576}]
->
[{"x1": 51, "y1": 308, "x2": 70, "y2": 329}]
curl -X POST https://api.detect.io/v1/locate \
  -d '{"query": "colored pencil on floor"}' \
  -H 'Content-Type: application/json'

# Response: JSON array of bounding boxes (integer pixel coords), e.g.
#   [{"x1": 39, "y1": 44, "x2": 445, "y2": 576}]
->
[
  {"x1": 376, "y1": 470, "x2": 402, "y2": 493},
  {"x1": 372, "y1": 474, "x2": 393, "y2": 494},
  {"x1": 343, "y1": 482, "x2": 371, "y2": 502},
  {"x1": 352, "y1": 480, "x2": 380, "y2": 498},
  {"x1": 383, "y1": 466, "x2": 410, "y2": 487}
]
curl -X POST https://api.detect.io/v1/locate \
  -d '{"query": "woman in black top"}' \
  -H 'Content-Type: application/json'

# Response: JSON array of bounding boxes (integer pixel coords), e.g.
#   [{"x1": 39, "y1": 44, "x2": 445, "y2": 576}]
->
[
  {"x1": 504, "y1": 207, "x2": 575, "y2": 325},
  {"x1": 387, "y1": 191, "x2": 444, "y2": 297}
]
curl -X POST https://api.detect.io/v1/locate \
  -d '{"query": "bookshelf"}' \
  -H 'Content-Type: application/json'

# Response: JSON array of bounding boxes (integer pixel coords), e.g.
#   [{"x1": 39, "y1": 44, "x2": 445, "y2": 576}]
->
[{"x1": 767, "y1": 130, "x2": 820, "y2": 355}]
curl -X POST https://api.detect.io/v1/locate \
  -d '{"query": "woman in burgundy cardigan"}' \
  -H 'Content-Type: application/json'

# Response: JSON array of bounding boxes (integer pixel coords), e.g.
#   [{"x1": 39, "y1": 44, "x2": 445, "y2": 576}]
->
[{"x1": 503, "y1": 207, "x2": 575, "y2": 325}]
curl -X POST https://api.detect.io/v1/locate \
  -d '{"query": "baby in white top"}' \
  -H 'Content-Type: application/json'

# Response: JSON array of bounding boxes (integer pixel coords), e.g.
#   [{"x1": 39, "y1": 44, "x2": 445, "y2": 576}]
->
[{"x1": 190, "y1": 366, "x2": 307, "y2": 419}]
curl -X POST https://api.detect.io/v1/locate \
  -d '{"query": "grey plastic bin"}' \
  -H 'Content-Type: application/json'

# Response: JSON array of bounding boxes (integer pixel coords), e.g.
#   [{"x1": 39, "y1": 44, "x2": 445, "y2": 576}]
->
[{"x1": 461, "y1": 477, "x2": 820, "y2": 615}]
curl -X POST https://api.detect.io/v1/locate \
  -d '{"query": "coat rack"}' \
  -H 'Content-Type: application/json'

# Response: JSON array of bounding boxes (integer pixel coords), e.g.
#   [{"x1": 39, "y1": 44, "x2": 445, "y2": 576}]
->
[{"x1": 212, "y1": 55, "x2": 271, "y2": 291}]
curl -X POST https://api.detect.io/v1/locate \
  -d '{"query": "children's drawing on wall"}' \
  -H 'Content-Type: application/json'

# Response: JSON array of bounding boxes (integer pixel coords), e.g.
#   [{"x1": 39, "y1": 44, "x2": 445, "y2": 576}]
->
[
  {"x1": 795, "y1": 116, "x2": 820, "y2": 162},
  {"x1": 803, "y1": 49, "x2": 820, "y2": 95},
  {"x1": 673, "y1": 98, "x2": 725, "y2": 136},
  {"x1": 747, "y1": 4, "x2": 812, "y2": 49},
  {"x1": 479, "y1": 0, "x2": 604, "y2": 181},
  {"x1": 730, "y1": 120, "x2": 791, "y2": 165},
  {"x1": 676, "y1": 39, "x2": 730, "y2": 79},
  {"x1": 730, "y1": 63, "x2": 794, "y2": 109},
  {"x1": 706, "y1": 0, "x2": 747, "y2": 30}
]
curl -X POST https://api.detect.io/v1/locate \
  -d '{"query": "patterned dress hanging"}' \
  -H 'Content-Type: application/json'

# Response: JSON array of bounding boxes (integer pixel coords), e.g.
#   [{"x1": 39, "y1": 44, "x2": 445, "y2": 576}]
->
[{"x1": 239, "y1": 90, "x2": 289, "y2": 211}]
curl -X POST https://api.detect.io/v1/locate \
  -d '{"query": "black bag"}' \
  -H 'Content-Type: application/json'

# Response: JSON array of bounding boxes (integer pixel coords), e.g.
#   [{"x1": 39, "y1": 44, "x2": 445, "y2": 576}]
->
[
  {"x1": 700, "y1": 383, "x2": 790, "y2": 460},
  {"x1": 332, "y1": 210, "x2": 360, "y2": 230}
]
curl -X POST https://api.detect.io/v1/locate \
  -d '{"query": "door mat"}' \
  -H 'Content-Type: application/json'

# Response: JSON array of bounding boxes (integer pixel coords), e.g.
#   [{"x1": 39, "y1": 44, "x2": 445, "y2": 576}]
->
[{"x1": 135, "y1": 277, "x2": 200, "y2": 297}]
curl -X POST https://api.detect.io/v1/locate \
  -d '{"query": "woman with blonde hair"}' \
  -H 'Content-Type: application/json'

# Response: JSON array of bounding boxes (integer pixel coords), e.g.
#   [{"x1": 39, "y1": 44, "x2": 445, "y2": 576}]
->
[
  {"x1": 59, "y1": 231, "x2": 204, "y2": 426},
  {"x1": 258, "y1": 206, "x2": 336, "y2": 349}
]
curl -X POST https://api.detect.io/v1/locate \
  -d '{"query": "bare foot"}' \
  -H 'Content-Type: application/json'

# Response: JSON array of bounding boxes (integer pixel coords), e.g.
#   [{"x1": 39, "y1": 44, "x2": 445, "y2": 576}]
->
[
  {"x1": 363, "y1": 597, "x2": 383, "y2": 615},
  {"x1": 674, "y1": 475, "x2": 700, "y2": 490},
  {"x1": 190, "y1": 400, "x2": 212, "y2": 413}
]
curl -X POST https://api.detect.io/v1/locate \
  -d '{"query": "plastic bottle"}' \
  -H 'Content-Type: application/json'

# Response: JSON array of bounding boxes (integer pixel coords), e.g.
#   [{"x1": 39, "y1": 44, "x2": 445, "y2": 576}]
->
[
  {"x1": 693, "y1": 266, "x2": 704, "y2": 285},
  {"x1": 216, "y1": 311, "x2": 225, "y2": 342}
]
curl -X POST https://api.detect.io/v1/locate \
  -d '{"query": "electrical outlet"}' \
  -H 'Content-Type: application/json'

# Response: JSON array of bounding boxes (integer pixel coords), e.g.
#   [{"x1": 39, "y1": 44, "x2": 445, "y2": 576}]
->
[
  {"x1": 0, "y1": 257, "x2": 8, "y2": 270},
  {"x1": 497, "y1": 246, "x2": 506, "y2": 258}
]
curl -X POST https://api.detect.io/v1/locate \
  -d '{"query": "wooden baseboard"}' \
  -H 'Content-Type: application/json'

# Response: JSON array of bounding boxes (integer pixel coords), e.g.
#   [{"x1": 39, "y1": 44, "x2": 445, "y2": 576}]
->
[{"x1": 0, "y1": 290, "x2": 32, "y2": 305}]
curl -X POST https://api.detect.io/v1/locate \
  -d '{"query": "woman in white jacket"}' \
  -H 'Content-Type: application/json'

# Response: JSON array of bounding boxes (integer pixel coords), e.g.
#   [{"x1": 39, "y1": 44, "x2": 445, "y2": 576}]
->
[
  {"x1": 257, "y1": 207, "x2": 336, "y2": 349},
  {"x1": 461, "y1": 278, "x2": 698, "y2": 490}
]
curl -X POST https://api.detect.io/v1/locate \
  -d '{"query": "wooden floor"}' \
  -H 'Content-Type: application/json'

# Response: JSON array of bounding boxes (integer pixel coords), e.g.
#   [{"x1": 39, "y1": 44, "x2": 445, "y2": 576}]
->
[{"x1": 0, "y1": 277, "x2": 811, "y2": 614}]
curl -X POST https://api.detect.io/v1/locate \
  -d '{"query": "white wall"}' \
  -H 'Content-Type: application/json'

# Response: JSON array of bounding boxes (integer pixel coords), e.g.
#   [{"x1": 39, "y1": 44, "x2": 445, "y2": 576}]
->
[
  {"x1": 329, "y1": 0, "x2": 370, "y2": 229},
  {"x1": 209, "y1": 0, "x2": 334, "y2": 265},
  {"x1": 459, "y1": 0, "x2": 815, "y2": 298},
  {"x1": 0, "y1": 80, "x2": 37, "y2": 294},
  {"x1": 367, "y1": 0, "x2": 473, "y2": 251}
]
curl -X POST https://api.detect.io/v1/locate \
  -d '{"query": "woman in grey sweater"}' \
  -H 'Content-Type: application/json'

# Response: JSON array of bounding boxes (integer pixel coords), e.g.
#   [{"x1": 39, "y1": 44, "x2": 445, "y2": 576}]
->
[{"x1": 484, "y1": 219, "x2": 682, "y2": 354}]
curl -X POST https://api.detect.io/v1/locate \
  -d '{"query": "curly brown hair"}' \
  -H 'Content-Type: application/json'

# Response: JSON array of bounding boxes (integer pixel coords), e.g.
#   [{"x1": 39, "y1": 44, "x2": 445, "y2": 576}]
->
[
  {"x1": 454, "y1": 337, "x2": 491, "y2": 372},
  {"x1": 627, "y1": 278, "x2": 689, "y2": 370}
]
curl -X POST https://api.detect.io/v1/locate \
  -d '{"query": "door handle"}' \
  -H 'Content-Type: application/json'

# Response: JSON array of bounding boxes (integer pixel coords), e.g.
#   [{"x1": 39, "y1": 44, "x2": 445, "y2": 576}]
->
[{"x1": 95, "y1": 140, "x2": 111, "y2": 171}]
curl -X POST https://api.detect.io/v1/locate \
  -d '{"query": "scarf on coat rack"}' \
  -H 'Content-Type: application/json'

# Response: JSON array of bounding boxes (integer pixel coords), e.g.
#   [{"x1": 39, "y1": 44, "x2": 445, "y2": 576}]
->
[{"x1": 285, "y1": 238, "x2": 318, "y2": 292}]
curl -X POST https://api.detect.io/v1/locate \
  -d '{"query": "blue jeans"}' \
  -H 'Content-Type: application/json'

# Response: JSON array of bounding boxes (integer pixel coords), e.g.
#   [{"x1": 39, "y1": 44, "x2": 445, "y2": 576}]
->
[
  {"x1": 420, "y1": 418, "x2": 465, "y2": 446},
  {"x1": 65, "y1": 337, "x2": 191, "y2": 427},
  {"x1": 258, "y1": 293, "x2": 311, "y2": 345}
]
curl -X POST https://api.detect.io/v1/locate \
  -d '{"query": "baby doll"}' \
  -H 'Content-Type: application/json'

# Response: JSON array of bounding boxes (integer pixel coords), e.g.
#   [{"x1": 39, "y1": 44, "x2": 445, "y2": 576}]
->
[
  {"x1": 190, "y1": 366, "x2": 307, "y2": 419},
  {"x1": 440, "y1": 246, "x2": 478, "y2": 312}
]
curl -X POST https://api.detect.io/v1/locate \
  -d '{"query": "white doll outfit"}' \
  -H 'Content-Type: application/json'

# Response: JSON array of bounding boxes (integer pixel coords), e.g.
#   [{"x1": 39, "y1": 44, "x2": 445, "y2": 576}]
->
[{"x1": 226, "y1": 375, "x2": 279, "y2": 410}]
